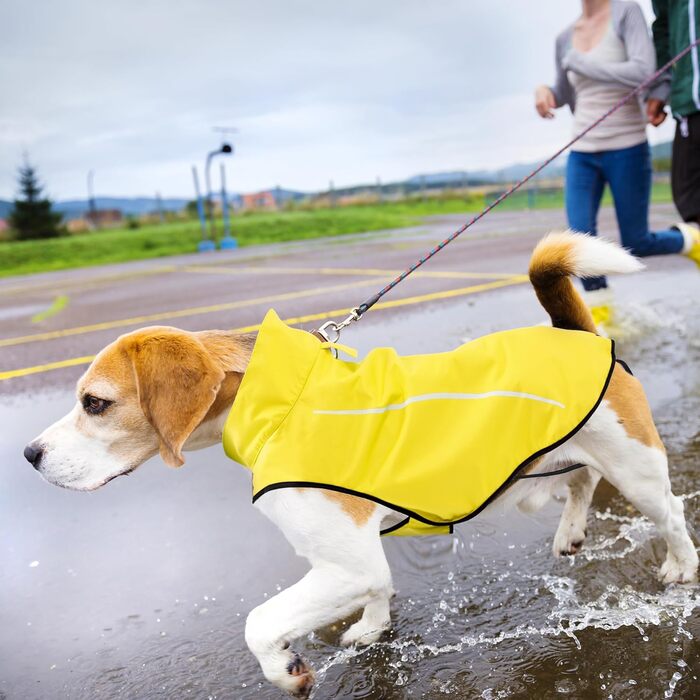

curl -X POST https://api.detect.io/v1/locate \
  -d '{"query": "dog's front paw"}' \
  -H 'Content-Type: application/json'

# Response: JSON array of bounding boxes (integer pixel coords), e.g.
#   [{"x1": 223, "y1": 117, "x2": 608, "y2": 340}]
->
[
  {"x1": 552, "y1": 523, "x2": 587, "y2": 557},
  {"x1": 659, "y1": 555, "x2": 699, "y2": 585},
  {"x1": 287, "y1": 653, "x2": 315, "y2": 698}
]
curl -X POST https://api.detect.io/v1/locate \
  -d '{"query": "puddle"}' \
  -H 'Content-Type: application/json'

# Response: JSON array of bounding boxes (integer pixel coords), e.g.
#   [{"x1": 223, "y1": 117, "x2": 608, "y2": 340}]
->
[{"x1": 1, "y1": 266, "x2": 700, "y2": 698}]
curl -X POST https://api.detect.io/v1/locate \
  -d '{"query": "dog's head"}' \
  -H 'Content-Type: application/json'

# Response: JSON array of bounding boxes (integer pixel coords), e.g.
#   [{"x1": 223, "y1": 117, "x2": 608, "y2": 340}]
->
[{"x1": 24, "y1": 326, "x2": 253, "y2": 490}]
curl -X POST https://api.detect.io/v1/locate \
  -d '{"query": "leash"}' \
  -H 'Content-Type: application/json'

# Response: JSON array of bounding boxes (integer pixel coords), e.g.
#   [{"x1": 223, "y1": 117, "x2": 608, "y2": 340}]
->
[{"x1": 315, "y1": 39, "x2": 700, "y2": 345}]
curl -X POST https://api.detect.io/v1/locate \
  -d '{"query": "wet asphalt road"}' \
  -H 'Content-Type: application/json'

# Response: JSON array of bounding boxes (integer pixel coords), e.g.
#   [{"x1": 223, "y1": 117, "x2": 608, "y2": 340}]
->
[
  {"x1": 0, "y1": 204, "x2": 681, "y2": 395},
  {"x1": 1, "y1": 206, "x2": 595, "y2": 394},
  {"x1": 2, "y1": 204, "x2": 700, "y2": 699}
]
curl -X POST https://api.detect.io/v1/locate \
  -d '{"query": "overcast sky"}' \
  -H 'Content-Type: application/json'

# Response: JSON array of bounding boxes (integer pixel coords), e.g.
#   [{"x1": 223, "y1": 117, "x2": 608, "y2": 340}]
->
[{"x1": 0, "y1": 0, "x2": 675, "y2": 200}]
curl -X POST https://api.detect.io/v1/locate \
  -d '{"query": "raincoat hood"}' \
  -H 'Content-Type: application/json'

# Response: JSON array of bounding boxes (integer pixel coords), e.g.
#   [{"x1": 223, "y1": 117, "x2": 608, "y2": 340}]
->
[{"x1": 223, "y1": 310, "x2": 615, "y2": 536}]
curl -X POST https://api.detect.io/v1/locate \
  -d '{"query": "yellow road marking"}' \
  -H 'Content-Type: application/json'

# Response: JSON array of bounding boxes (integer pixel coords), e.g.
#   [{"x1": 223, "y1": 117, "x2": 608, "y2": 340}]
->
[
  {"x1": 0, "y1": 278, "x2": 391, "y2": 348},
  {"x1": 184, "y1": 264, "x2": 517, "y2": 280},
  {"x1": 1, "y1": 355, "x2": 99, "y2": 380},
  {"x1": 31, "y1": 295, "x2": 69, "y2": 323},
  {"x1": 0, "y1": 275, "x2": 527, "y2": 381}
]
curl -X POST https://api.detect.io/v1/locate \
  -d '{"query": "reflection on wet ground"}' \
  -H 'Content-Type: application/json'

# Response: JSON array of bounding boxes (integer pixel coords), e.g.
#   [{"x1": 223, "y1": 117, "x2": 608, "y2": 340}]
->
[{"x1": 2, "y1": 266, "x2": 700, "y2": 699}]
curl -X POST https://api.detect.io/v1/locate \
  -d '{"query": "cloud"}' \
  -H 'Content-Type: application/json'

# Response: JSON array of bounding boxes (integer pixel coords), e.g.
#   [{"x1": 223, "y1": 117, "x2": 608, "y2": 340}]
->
[{"x1": 0, "y1": 0, "x2": 676, "y2": 199}]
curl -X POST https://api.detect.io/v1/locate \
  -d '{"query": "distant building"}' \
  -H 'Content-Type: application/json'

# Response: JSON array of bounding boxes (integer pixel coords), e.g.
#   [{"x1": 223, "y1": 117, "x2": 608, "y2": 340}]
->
[
  {"x1": 86, "y1": 209, "x2": 124, "y2": 228},
  {"x1": 240, "y1": 187, "x2": 306, "y2": 211},
  {"x1": 67, "y1": 218, "x2": 91, "y2": 233},
  {"x1": 242, "y1": 191, "x2": 278, "y2": 211},
  {"x1": 64, "y1": 209, "x2": 125, "y2": 232}
]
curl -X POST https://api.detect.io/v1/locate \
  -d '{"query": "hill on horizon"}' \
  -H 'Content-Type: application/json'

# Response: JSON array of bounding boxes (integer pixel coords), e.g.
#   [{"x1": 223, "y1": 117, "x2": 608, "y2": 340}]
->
[
  {"x1": 0, "y1": 140, "x2": 674, "y2": 220},
  {"x1": 403, "y1": 140, "x2": 672, "y2": 191}
]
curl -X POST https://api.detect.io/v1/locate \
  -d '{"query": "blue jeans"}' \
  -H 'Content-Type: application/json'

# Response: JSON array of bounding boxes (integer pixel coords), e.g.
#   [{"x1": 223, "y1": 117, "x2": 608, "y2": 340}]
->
[{"x1": 566, "y1": 141, "x2": 683, "y2": 291}]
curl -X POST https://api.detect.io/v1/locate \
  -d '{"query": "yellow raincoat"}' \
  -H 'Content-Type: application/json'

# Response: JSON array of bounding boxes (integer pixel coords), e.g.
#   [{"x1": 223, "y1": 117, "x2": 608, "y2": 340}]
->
[{"x1": 223, "y1": 310, "x2": 615, "y2": 536}]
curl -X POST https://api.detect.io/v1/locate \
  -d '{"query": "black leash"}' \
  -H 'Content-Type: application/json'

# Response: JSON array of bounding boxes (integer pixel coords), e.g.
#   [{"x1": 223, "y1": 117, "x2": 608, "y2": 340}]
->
[{"x1": 314, "y1": 39, "x2": 700, "y2": 345}]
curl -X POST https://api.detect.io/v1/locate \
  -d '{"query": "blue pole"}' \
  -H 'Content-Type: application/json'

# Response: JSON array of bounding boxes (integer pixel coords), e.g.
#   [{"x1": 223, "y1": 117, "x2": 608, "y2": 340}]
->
[
  {"x1": 219, "y1": 163, "x2": 237, "y2": 249},
  {"x1": 205, "y1": 150, "x2": 217, "y2": 243},
  {"x1": 192, "y1": 165, "x2": 215, "y2": 252}
]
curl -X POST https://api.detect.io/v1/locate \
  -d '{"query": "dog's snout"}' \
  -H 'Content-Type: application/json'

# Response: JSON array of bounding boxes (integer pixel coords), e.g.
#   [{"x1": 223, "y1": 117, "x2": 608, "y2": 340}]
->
[{"x1": 24, "y1": 443, "x2": 44, "y2": 470}]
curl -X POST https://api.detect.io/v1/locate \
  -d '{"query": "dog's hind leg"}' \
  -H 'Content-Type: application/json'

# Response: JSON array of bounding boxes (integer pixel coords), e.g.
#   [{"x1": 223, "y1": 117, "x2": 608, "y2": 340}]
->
[
  {"x1": 246, "y1": 488, "x2": 393, "y2": 697},
  {"x1": 610, "y1": 455, "x2": 696, "y2": 583},
  {"x1": 552, "y1": 466, "x2": 602, "y2": 556},
  {"x1": 613, "y1": 449, "x2": 698, "y2": 584},
  {"x1": 577, "y1": 404, "x2": 698, "y2": 584}
]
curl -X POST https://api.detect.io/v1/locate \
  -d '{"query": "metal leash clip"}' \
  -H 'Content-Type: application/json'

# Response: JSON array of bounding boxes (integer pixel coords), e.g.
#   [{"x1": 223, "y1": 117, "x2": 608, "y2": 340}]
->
[{"x1": 314, "y1": 308, "x2": 361, "y2": 357}]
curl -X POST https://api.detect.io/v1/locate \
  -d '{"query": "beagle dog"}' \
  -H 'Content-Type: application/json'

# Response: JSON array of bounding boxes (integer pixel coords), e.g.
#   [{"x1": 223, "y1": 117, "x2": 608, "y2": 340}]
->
[{"x1": 25, "y1": 232, "x2": 698, "y2": 698}]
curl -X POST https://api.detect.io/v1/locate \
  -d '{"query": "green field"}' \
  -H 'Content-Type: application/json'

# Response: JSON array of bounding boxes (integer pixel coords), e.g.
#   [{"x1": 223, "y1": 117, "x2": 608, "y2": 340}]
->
[{"x1": 0, "y1": 183, "x2": 674, "y2": 278}]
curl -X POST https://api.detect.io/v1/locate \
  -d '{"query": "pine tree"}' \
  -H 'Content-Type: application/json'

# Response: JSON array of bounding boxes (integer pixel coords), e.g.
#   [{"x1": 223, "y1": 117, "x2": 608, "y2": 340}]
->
[{"x1": 9, "y1": 159, "x2": 62, "y2": 240}]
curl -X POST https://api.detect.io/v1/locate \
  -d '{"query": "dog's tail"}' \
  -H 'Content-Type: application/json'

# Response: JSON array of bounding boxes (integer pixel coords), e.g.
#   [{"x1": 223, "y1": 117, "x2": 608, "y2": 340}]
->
[{"x1": 528, "y1": 231, "x2": 644, "y2": 333}]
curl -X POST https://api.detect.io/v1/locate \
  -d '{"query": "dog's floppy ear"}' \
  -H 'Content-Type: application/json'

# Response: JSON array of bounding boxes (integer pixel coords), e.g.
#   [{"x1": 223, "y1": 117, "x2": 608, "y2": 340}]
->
[{"x1": 124, "y1": 329, "x2": 225, "y2": 467}]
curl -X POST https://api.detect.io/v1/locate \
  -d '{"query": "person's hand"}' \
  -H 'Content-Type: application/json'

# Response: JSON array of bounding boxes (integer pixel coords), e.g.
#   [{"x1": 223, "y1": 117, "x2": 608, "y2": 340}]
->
[
  {"x1": 535, "y1": 86, "x2": 556, "y2": 119},
  {"x1": 647, "y1": 98, "x2": 667, "y2": 126}
]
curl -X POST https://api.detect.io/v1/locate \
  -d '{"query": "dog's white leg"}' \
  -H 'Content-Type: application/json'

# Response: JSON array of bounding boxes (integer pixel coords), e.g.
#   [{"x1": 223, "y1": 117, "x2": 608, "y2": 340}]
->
[
  {"x1": 340, "y1": 593, "x2": 392, "y2": 647},
  {"x1": 246, "y1": 489, "x2": 393, "y2": 697},
  {"x1": 613, "y1": 452, "x2": 696, "y2": 584},
  {"x1": 552, "y1": 466, "x2": 602, "y2": 556},
  {"x1": 577, "y1": 406, "x2": 698, "y2": 583}
]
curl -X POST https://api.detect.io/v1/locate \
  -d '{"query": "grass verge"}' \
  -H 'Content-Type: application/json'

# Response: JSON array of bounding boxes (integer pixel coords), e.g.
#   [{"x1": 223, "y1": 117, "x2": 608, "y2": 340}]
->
[{"x1": 0, "y1": 183, "x2": 673, "y2": 278}]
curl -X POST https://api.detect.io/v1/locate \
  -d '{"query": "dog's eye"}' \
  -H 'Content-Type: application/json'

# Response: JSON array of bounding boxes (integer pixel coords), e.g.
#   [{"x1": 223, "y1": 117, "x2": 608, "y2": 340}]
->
[{"x1": 82, "y1": 395, "x2": 113, "y2": 415}]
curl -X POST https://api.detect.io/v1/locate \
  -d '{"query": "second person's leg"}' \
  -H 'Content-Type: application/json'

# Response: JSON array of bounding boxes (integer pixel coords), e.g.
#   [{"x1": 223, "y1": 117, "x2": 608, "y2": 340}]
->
[
  {"x1": 565, "y1": 150, "x2": 607, "y2": 290},
  {"x1": 672, "y1": 114, "x2": 700, "y2": 225},
  {"x1": 604, "y1": 142, "x2": 684, "y2": 257}
]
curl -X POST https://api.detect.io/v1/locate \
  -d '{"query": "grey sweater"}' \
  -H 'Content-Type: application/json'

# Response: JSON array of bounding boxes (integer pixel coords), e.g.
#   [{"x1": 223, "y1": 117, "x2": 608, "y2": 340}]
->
[{"x1": 550, "y1": 0, "x2": 657, "y2": 113}]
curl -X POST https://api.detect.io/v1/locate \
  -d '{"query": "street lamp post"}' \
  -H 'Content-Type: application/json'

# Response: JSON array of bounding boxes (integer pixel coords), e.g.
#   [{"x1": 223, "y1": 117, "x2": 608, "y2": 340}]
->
[
  {"x1": 219, "y1": 163, "x2": 237, "y2": 250},
  {"x1": 191, "y1": 166, "x2": 213, "y2": 252},
  {"x1": 204, "y1": 142, "x2": 233, "y2": 244},
  {"x1": 87, "y1": 169, "x2": 97, "y2": 228}
]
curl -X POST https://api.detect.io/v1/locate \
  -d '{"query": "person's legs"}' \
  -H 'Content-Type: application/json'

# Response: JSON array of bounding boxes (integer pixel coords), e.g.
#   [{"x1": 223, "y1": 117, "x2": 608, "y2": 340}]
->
[
  {"x1": 672, "y1": 113, "x2": 700, "y2": 225},
  {"x1": 565, "y1": 150, "x2": 607, "y2": 290},
  {"x1": 603, "y1": 142, "x2": 684, "y2": 257}
]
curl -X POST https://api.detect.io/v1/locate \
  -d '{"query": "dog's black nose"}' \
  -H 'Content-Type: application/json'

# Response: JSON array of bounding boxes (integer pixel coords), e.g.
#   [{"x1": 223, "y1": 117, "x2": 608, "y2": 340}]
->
[{"x1": 24, "y1": 443, "x2": 44, "y2": 470}]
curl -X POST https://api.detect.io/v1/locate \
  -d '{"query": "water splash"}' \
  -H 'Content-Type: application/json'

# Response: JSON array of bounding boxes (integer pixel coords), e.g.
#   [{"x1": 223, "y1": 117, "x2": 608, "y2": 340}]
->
[{"x1": 315, "y1": 489, "x2": 700, "y2": 693}]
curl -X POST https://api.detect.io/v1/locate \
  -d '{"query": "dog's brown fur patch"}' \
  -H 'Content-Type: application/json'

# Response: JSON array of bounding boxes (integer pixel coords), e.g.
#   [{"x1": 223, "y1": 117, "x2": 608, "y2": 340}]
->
[
  {"x1": 604, "y1": 363, "x2": 665, "y2": 451},
  {"x1": 195, "y1": 330, "x2": 256, "y2": 373},
  {"x1": 81, "y1": 343, "x2": 134, "y2": 391},
  {"x1": 204, "y1": 372, "x2": 243, "y2": 423},
  {"x1": 321, "y1": 491, "x2": 376, "y2": 526},
  {"x1": 120, "y1": 327, "x2": 226, "y2": 467},
  {"x1": 529, "y1": 235, "x2": 597, "y2": 333},
  {"x1": 521, "y1": 455, "x2": 544, "y2": 475},
  {"x1": 75, "y1": 327, "x2": 254, "y2": 468}
]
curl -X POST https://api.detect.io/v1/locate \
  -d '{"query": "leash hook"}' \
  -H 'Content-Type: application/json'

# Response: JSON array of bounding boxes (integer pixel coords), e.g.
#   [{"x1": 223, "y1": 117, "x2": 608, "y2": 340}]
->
[{"x1": 314, "y1": 308, "x2": 361, "y2": 356}]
